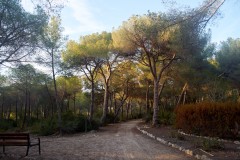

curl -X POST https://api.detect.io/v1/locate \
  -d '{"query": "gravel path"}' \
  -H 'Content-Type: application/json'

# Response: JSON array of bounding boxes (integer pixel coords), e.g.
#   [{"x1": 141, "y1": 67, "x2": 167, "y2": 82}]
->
[{"x1": 1, "y1": 120, "x2": 194, "y2": 160}]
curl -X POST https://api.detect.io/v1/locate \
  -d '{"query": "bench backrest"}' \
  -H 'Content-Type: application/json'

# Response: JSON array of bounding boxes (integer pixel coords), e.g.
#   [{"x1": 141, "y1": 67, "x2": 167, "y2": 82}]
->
[
  {"x1": 0, "y1": 133, "x2": 30, "y2": 146},
  {"x1": 0, "y1": 133, "x2": 30, "y2": 140}
]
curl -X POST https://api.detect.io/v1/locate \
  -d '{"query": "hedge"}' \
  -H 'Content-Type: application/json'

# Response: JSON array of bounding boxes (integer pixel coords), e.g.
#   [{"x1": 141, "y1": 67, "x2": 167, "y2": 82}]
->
[{"x1": 175, "y1": 102, "x2": 240, "y2": 139}]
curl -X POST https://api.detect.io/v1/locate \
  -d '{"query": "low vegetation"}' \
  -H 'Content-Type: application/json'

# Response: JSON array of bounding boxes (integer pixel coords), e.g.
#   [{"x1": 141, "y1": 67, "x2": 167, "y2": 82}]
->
[{"x1": 175, "y1": 102, "x2": 240, "y2": 139}]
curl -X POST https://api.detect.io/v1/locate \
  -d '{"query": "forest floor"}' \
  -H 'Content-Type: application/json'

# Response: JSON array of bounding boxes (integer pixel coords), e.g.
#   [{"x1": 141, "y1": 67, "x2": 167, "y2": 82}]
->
[
  {"x1": 0, "y1": 120, "x2": 193, "y2": 160},
  {"x1": 1, "y1": 120, "x2": 239, "y2": 160},
  {"x1": 138, "y1": 122, "x2": 240, "y2": 160}
]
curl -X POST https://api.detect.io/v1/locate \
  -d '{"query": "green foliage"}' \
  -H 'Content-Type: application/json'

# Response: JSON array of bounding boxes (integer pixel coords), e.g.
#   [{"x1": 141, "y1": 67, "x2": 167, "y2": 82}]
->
[
  {"x1": 61, "y1": 111, "x2": 85, "y2": 133},
  {"x1": 216, "y1": 38, "x2": 240, "y2": 87},
  {"x1": 62, "y1": 111, "x2": 100, "y2": 133},
  {"x1": 143, "y1": 112, "x2": 153, "y2": 123},
  {"x1": 104, "y1": 113, "x2": 116, "y2": 125},
  {"x1": 159, "y1": 110, "x2": 175, "y2": 125},
  {"x1": 194, "y1": 138, "x2": 224, "y2": 151},
  {"x1": 40, "y1": 119, "x2": 57, "y2": 136},
  {"x1": 0, "y1": 0, "x2": 47, "y2": 65},
  {"x1": 0, "y1": 119, "x2": 17, "y2": 131},
  {"x1": 175, "y1": 102, "x2": 240, "y2": 139},
  {"x1": 30, "y1": 117, "x2": 56, "y2": 136}
]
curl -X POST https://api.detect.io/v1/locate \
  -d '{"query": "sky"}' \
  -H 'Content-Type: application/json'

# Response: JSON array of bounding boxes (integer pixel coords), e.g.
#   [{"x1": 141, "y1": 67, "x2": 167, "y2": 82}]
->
[{"x1": 22, "y1": 0, "x2": 240, "y2": 44}]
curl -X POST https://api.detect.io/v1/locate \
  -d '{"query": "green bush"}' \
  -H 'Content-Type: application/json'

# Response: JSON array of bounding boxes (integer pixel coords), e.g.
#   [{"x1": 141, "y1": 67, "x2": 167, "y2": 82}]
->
[
  {"x1": 39, "y1": 118, "x2": 57, "y2": 136},
  {"x1": 194, "y1": 138, "x2": 224, "y2": 151},
  {"x1": 159, "y1": 110, "x2": 175, "y2": 125},
  {"x1": 62, "y1": 111, "x2": 100, "y2": 133},
  {"x1": 0, "y1": 119, "x2": 17, "y2": 131},
  {"x1": 62, "y1": 111, "x2": 87, "y2": 133},
  {"x1": 88, "y1": 118, "x2": 100, "y2": 130},
  {"x1": 30, "y1": 111, "x2": 101, "y2": 135},
  {"x1": 175, "y1": 102, "x2": 240, "y2": 139},
  {"x1": 143, "y1": 112, "x2": 153, "y2": 123},
  {"x1": 103, "y1": 113, "x2": 115, "y2": 124}
]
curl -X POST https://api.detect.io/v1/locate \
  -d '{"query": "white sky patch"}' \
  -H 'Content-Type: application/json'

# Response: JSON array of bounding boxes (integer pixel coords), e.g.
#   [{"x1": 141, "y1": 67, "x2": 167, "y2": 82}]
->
[
  {"x1": 63, "y1": 0, "x2": 106, "y2": 39},
  {"x1": 21, "y1": 0, "x2": 35, "y2": 13}
]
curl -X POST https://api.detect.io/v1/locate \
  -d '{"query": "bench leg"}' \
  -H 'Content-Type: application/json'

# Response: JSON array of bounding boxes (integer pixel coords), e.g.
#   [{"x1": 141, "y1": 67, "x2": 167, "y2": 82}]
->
[
  {"x1": 26, "y1": 146, "x2": 29, "y2": 156},
  {"x1": 38, "y1": 138, "x2": 41, "y2": 155},
  {"x1": 3, "y1": 145, "x2": 5, "y2": 154}
]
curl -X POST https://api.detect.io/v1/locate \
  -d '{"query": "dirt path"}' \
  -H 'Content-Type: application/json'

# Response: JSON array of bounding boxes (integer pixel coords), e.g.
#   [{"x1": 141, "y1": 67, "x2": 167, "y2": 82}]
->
[{"x1": 1, "y1": 120, "x2": 194, "y2": 160}]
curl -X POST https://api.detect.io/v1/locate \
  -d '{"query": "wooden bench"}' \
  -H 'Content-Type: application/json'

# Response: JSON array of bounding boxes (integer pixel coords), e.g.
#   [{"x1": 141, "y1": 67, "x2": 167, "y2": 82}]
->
[{"x1": 0, "y1": 133, "x2": 40, "y2": 156}]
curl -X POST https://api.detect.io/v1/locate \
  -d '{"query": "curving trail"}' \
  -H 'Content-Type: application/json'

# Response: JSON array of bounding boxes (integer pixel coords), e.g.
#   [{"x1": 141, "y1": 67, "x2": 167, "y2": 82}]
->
[{"x1": 1, "y1": 120, "x2": 194, "y2": 160}]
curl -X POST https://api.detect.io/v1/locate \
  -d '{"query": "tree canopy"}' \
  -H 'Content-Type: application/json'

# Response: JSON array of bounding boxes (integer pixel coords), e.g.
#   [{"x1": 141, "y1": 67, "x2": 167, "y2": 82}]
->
[{"x1": 0, "y1": 0, "x2": 47, "y2": 65}]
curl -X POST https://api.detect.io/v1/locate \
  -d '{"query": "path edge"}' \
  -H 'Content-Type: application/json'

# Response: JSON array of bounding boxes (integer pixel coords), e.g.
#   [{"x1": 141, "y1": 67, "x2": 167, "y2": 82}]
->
[{"x1": 136, "y1": 126, "x2": 212, "y2": 160}]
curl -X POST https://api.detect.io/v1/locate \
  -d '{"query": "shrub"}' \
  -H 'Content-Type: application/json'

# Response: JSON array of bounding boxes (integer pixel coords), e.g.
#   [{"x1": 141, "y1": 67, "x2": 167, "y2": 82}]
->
[
  {"x1": 175, "y1": 102, "x2": 240, "y2": 139},
  {"x1": 0, "y1": 119, "x2": 17, "y2": 131},
  {"x1": 143, "y1": 112, "x2": 153, "y2": 123},
  {"x1": 37, "y1": 118, "x2": 57, "y2": 136},
  {"x1": 159, "y1": 110, "x2": 175, "y2": 125},
  {"x1": 88, "y1": 118, "x2": 100, "y2": 131},
  {"x1": 62, "y1": 111, "x2": 87, "y2": 133},
  {"x1": 31, "y1": 112, "x2": 97, "y2": 135},
  {"x1": 106, "y1": 113, "x2": 115, "y2": 124},
  {"x1": 61, "y1": 111, "x2": 100, "y2": 133},
  {"x1": 194, "y1": 138, "x2": 224, "y2": 151}
]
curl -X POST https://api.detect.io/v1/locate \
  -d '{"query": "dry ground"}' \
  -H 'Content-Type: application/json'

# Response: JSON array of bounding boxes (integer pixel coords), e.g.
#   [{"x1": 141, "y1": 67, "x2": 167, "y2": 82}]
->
[
  {"x1": 0, "y1": 120, "x2": 193, "y2": 160},
  {"x1": 139, "y1": 123, "x2": 240, "y2": 160}
]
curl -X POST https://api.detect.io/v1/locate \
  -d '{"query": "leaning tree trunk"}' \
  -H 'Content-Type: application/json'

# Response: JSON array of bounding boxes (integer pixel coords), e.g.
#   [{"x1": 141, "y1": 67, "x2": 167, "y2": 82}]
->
[
  {"x1": 176, "y1": 83, "x2": 188, "y2": 107},
  {"x1": 51, "y1": 49, "x2": 62, "y2": 135}
]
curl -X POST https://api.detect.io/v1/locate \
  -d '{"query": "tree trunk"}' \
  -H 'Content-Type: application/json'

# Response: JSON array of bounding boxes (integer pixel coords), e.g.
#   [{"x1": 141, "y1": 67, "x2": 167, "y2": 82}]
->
[
  {"x1": 8, "y1": 104, "x2": 11, "y2": 120},
  {"x1": 1, "y1": 94, "x2": 4, "y2": 120},
  {"x1": 67, "y1": 98, "x2": 70, "y2": 111},
  {"x1": 73, "y1": 93, "x2": 76, "y2": 113},
  {"x1": 121, "y1": 104, "x2": 124, "y2": 120},
  {"x1": 44, "y1": 104, "x2": 47, "y2": 118},
  {"x1": 139, "y1": 102, "x2": 141, "y2": 117},
  {"x1": 176, "y1": 83, "x2": 188, "y2": 107},
  {"x1": 22, "y1": 89, "x2": 28, "y2": 129},
  {"x1": 89, "y1": 80, "x2": 95, "y2": 121},
  {"x1": 109, "y1": 92, "x2": 113, "y2": 114},
  {"x1": 1, "y1": 102, "x2": 3, "y2": 120},
  {"x1": 114, "y1": 93, "x2": 117, "y2": 115},
  {"x1": 146, "y1": 81, "x2": 150, "y2": 114},
  {"x1": 1, "y1": 95, "x2": 4, "y2": 120},
  {"x1": 126, "y1": 102, "x2": 129, "y2": 120},
  {"x1": 101, "y1": 84, "x2": 109, "y2": 124},
  {"x1": 45, "y1": 83, "x2": 54, "y2": 118},
  {"x1": 28, "y1": 91, "x2": 31, "y2": 121},
  {"x1": 152, "y1": 80, "x2": 159, "y2": 126},
  {"x1": 36, "y1": 105, "x2": 39, "y2": 120},
  {"x1": 51, "y1": 50, "x2": 62, "y2": 135},
  {"x1": 15, "y1": 97, "x2": 18, "y2": 126}
]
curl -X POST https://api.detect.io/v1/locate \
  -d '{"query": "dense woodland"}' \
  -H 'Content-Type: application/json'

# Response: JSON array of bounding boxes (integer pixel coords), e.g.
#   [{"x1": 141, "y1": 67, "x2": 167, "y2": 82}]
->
[{"x1": 0, "y1": 0, "x2": 239, "y2": 138}]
